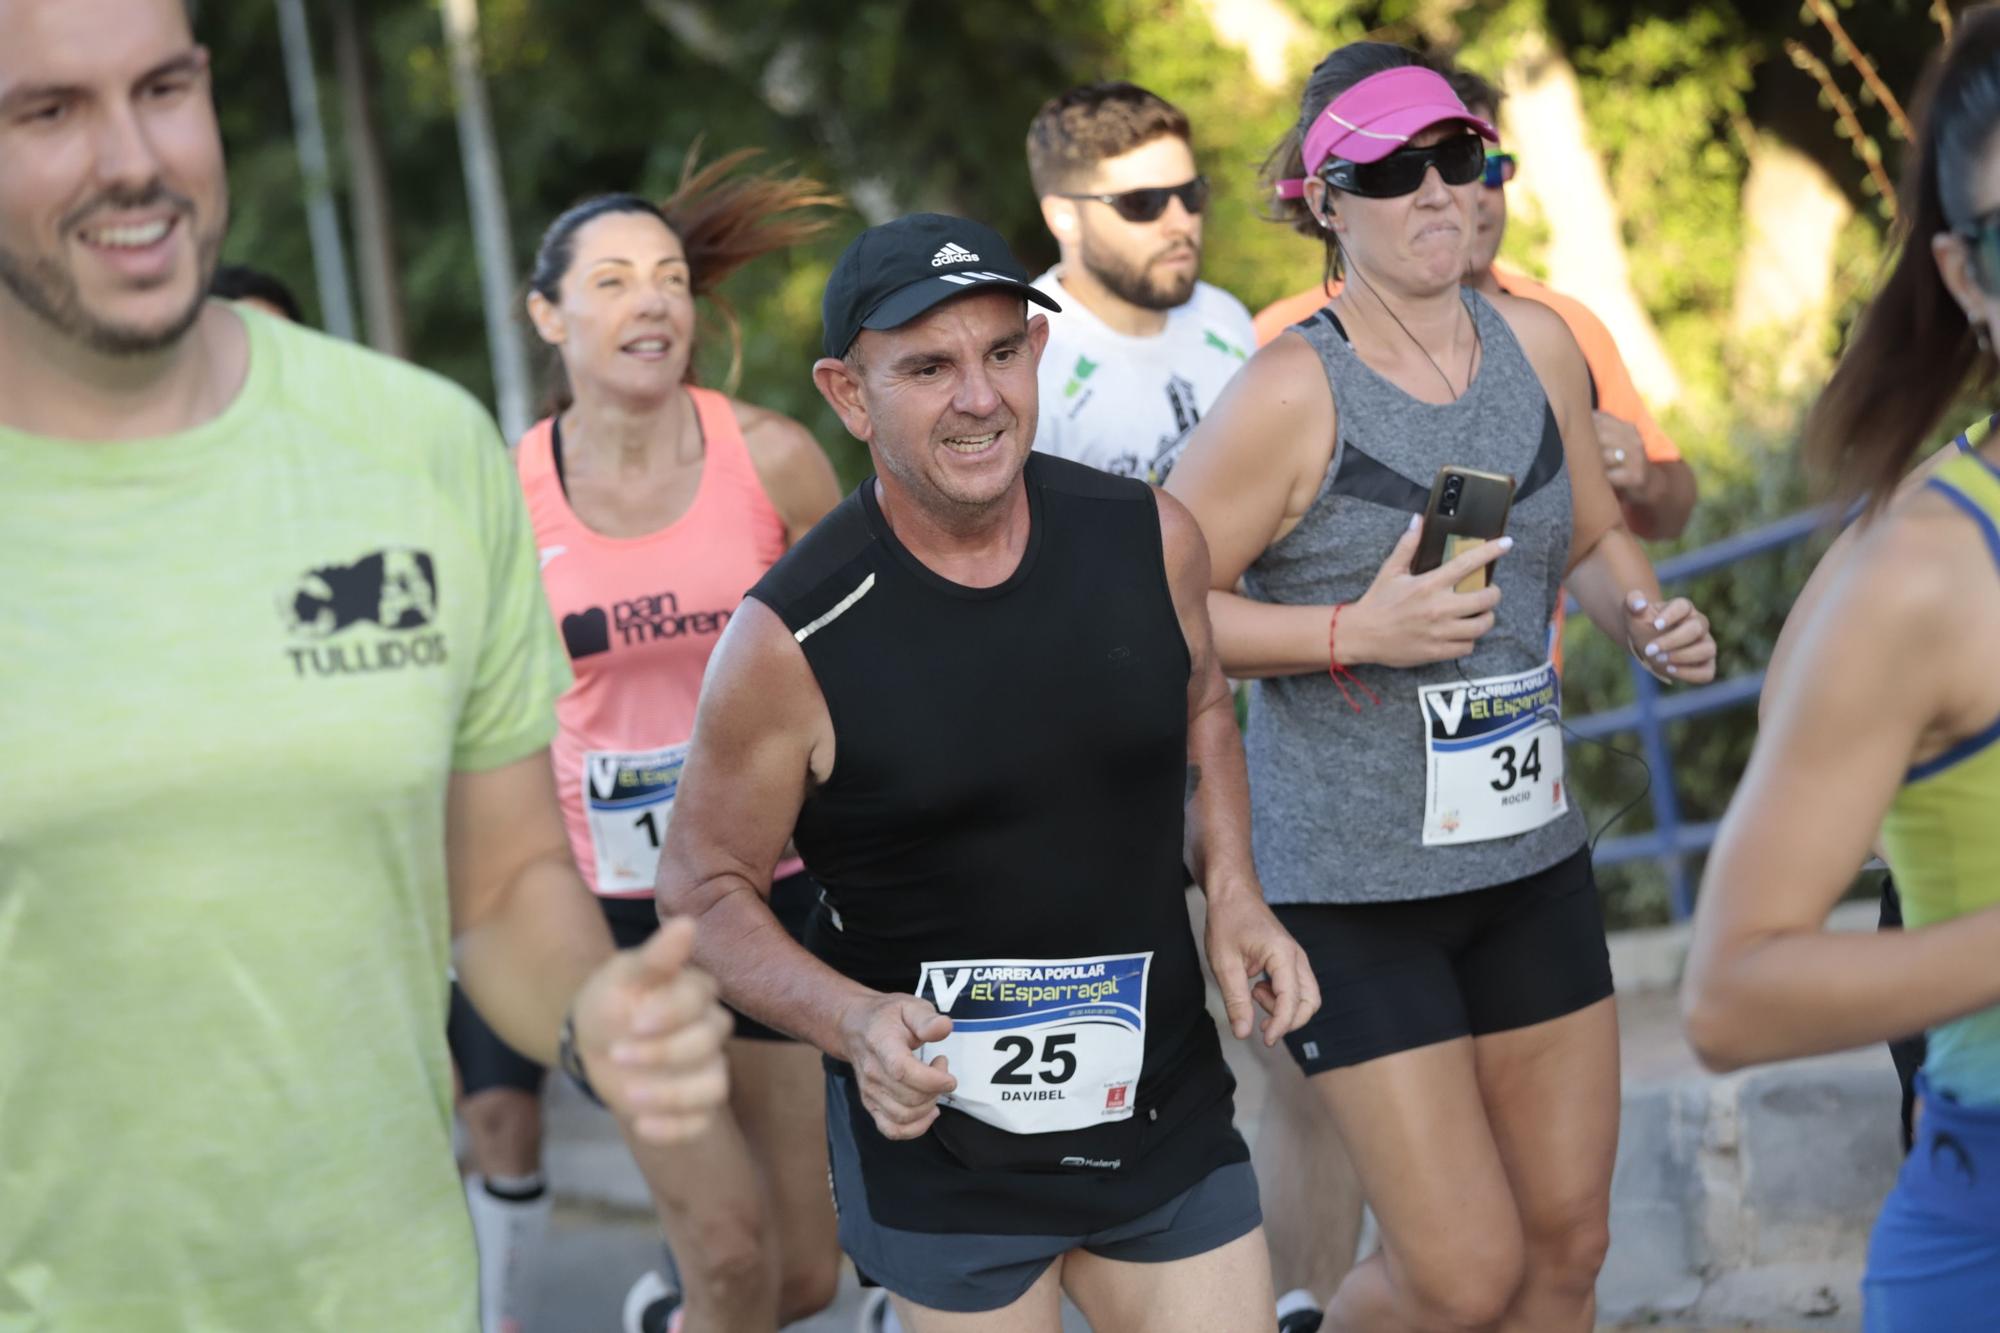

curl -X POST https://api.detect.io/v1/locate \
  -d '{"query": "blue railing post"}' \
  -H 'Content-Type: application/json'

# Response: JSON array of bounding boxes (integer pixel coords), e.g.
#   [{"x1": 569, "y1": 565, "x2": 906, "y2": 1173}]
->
[
  {"x1": 1562, "y1": 502, "x2": 1859, "y2": 916},
  {"x1": 1565, "y1": 505, "x2": 1835, "y2": 917},
  {"x1": 1626, "y1": 659, "x2": 1693, "y2": 918}
]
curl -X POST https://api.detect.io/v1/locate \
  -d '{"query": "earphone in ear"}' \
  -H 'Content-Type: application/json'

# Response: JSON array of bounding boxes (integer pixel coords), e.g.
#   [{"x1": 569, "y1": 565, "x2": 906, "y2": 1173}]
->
[{"x1": 1302, "y1": 182, "x2": 1337, "y2": 234}]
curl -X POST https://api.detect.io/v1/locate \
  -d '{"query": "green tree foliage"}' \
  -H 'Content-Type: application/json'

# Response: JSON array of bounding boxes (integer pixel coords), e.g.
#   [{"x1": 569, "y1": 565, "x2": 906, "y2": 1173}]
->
[
  {"x1": 1574, "y1": 9, "x2": 1757, "y2": 413},
  {"x1": 207, "y1": 0, "x2": 1944, "y2": 466}
]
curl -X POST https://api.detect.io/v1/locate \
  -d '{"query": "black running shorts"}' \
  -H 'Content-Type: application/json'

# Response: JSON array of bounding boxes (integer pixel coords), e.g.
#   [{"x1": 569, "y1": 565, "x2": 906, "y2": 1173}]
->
[
  {"x1": 826, "y1": 1069, "x2": 1261, "y2": 1313},
  {"x1": 1274, "y1": 845, "x2": 1613, "y2": 1075}
]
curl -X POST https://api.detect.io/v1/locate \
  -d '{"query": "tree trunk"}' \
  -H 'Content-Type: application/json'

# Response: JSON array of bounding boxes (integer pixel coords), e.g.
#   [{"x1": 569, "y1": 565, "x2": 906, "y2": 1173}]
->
[
  {"x1": 1502, "y1": 29, "x2": 1682, "y2": 408},
  {"x1": 331, "y1": 0, "x2": 408, "y2": 357},
  {"x1": 1730, "y1": 132, "x2": 1850, "y2": 394},
  {"x1": 273, "y1": 0, "x2": 358, "y2": 340},
  {"x1": 1191, "y1": 0, "x2": 1308, "y2": 91},
  {"x1": 439, "y1": 0, "x2": 532, "y2": 442}
]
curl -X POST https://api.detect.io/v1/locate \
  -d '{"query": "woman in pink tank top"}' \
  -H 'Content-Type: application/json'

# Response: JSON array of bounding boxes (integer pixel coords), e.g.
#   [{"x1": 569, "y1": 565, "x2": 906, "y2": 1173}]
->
[{"x1": 447, "y1": 156, "x2": 845, "y2": 1333}]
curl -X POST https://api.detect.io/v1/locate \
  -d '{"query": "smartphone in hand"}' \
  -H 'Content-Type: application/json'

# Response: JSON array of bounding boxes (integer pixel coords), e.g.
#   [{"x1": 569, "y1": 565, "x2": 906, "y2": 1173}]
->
[{"x1": 1413, "y1": 466, "x2": 1516, "y2": 593}]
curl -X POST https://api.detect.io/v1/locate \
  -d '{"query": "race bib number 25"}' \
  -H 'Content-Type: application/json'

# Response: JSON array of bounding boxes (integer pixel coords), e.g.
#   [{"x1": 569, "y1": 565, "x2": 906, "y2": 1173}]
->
[
  {"x1": 1419, "y1": 662, "x2": 1567, "y2": 846},
  {"x1": 915, "y1": 953, "x2": 1151, "y2": 1136},
  {"x1": 583, "y1": 743, "x2": 688, "y2": 893}
]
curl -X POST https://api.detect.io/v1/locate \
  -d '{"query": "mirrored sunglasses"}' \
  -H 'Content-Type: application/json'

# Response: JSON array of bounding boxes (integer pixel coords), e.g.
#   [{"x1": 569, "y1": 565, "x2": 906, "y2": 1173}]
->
[{"x1": 1320, "y1": 132, "x2": 1485, "y2": 199}]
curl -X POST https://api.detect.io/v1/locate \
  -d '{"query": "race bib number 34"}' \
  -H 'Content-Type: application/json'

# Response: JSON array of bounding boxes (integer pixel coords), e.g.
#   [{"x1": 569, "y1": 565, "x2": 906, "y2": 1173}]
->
[
  {"x1": 583, "y1": 743, "x2": 688, "y2": 893},
  {"x1": 1420, "y1": 662, "x2": 1567, "y2": 846},
  {"x1": 915, "y1": 953, "x2": 1151, "y2": 1136}
]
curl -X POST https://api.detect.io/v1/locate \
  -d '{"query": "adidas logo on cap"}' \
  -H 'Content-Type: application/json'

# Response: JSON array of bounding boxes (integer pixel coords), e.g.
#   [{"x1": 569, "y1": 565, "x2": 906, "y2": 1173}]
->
[{"x1": 931, "y1": 242, "x2": 980, "y2": 267}]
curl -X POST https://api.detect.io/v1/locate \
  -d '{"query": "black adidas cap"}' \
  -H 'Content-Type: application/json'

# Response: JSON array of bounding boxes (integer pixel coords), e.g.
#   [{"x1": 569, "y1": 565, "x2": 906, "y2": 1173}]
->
[{"x1": 821, "y1": 213, "x2": 1061, "y2": 360}]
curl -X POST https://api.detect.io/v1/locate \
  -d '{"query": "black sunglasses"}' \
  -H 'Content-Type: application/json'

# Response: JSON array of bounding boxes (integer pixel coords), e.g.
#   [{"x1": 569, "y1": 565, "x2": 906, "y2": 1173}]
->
[
  {"x1": 1959, "y1": 207, "x2": 2000, "y2": 297},
  {"x1": 1321, "y1": 133, "x2": 1485, "y2": 199},
  {"x1": 1057, "y1": 176, "x2": 1209, "y2": 223}
]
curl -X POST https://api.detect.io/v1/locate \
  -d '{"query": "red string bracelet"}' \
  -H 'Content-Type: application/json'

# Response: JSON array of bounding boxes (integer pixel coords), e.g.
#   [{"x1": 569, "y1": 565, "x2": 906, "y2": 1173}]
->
[{"x1": 1327, "y1": 603, "x2": 1382, "y2": 713}]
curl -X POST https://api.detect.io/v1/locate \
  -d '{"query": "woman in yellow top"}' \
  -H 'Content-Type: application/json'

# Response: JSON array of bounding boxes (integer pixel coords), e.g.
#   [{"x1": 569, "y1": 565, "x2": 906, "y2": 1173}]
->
[{"x1": 1683, "y1": 13, "x2": 2000, "y2": 1328}]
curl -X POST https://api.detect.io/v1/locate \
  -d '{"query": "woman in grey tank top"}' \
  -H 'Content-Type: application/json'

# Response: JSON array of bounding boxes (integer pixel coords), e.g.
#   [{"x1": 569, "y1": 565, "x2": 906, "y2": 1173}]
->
[{"x1": 1166, "y1": 43, "x2": 1718, "y2": 1333}]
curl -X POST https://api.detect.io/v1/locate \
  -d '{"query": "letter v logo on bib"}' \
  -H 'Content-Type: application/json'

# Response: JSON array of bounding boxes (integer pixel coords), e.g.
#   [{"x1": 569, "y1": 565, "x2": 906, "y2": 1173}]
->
[
  {"x1": 587, "y1": 754, "x2": 623, "y2": 802},
  {"x1": 1426, "y1": 687, "x2": 1468, "y2": 736},
  {"x1": 926, "y1": 966, "x2": 975, "y2": 1013}
]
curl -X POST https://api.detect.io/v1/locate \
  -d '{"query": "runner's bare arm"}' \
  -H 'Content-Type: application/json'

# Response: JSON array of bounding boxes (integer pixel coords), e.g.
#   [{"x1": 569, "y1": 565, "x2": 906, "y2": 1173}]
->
[
  {"x1": 653, "y1": 598, "x2": 855, "y2": 1048},
  {"x1": 1603, "y1": 422, "x2": 1699, "y2": 541},
  {"x1": 1564, "y1": 295, "x2": 1698, "y2": 538},
  {"x1": 448, "y1": 753, "x2": 729, "y2": 1142},
  {"x1": 738, "y1": 401, "x2": 844, "y2": 545},
  {"x1": 1155, "y1": 489, "x2": 1252, "y2": 893},
  {"x1": 1164, "y1": 334, "x2": 1343, "y2": 677},
  {"x1": 1156, "y1": 489, "x2": 1320, "y2": 1042},
  {"x1": 1684, "y1": 506, "x2": 2000, "y2": 1067},
  {"x1": 449, "y1": 753, "x2": 620, "y2": 1063},
  {"x1": 1636, "y1": 457, "x2": 1699, "y2": 541},
  {"x1": 1503, "y1": 296, "x2": 1716, "y2": 681},
  {"x1": 655, "y1": 599, "x2": 959, "y2": 1135},
  {"x1": 1762, "y1": 443, "x2": 1968, "y2": 723}
]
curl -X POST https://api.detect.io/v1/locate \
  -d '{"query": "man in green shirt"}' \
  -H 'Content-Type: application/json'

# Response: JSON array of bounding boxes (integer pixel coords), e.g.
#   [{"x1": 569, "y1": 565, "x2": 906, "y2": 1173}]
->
[{"x1": 0, "y1": 0, "x2": 730, "y2": 1327}]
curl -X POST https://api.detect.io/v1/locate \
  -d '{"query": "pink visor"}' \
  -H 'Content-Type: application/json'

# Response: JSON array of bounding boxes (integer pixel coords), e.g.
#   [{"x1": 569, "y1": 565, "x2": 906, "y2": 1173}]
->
[{"x1": 1275, "y1": 66, "x2": 1498, "y2": 199}]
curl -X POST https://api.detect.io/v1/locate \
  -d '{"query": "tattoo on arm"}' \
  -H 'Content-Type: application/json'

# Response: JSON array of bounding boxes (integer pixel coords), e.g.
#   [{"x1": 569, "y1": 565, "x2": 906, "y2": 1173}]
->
[{"x1": 1185, "y1": 763, "x2": 1203, "y2": 806}]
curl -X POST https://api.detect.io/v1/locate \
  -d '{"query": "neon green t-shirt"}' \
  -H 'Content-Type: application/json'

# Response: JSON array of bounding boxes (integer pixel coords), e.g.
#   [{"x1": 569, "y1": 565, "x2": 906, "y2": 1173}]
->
[{"x1": 0, "y1": 309, "x2": 571, "y2": 1329}]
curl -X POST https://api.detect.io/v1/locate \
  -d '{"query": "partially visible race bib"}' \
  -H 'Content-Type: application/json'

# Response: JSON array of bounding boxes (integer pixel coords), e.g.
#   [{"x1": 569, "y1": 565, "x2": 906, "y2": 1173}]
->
[
  {"x1": 583, "y1": 743, "x2": 688, "y2": 893},
  {"x1": 915, "y1": 953, "x2": 1151, "y2": 1136},
  {"x1": 1419, "y1": 662, "x2": 1567, "y2": 846}
]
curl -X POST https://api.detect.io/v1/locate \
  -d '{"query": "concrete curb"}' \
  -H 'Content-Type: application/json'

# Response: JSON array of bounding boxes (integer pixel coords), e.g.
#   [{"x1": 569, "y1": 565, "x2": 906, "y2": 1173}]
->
[{"x1": 1602, "y1": 1053, "x2": 1894, "y2": 1330}]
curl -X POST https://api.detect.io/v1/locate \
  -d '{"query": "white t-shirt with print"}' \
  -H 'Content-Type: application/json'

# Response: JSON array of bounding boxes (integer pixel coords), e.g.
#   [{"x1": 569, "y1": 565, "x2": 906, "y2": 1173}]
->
[{"x1": 1030, "y1": 268, "x2": 1255, "y2": 483}]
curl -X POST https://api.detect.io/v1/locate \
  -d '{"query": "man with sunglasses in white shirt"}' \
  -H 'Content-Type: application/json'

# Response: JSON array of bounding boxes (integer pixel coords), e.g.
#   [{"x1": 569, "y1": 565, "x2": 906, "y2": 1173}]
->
[{"x1": 1024, "y1": 82, "x2": 1256, "y2": 484}]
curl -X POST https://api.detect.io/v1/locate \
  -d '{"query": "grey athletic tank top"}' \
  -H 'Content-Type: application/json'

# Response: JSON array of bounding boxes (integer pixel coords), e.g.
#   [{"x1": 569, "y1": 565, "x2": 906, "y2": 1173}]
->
[{"x1": 1244, "y1": 288, "x2": 1587, "y2": 905}]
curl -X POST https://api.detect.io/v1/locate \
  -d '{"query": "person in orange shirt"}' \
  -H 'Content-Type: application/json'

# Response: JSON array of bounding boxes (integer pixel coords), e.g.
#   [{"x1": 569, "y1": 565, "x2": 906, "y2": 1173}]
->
[{"x1": 1253, "y1": 66, "x2": 1698, "y2": 543}]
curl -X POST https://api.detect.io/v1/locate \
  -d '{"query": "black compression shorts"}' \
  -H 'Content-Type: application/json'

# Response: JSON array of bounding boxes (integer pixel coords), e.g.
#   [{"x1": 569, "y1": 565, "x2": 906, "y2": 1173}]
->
[{"x1": 1274, "y1": 845, "x2": 1613, "y2": 1075}]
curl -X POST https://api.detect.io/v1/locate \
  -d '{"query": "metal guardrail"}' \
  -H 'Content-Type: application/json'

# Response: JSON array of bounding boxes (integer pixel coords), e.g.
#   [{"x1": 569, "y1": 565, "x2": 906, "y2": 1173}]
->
[{"x1": 1566, "y1": 505, "x2": 1835, "y2": 919}]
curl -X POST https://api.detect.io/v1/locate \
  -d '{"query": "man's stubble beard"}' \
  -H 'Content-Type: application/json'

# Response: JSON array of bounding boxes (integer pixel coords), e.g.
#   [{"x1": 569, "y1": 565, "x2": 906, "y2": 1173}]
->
[
  {"x1": 0, "y1": 194, "x2": 226, "y2": 357},
  {"x1": 1080, "y1": 232, "x2": 1199, "y2": 312},
  {"x1": 873, "y1": 415, "x2": 1028, "y2": 535}
]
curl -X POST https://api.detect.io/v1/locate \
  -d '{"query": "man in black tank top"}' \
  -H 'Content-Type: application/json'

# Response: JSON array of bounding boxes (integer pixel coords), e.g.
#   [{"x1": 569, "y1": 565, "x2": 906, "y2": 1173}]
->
[{"x1": 654, "y1": 213, "x2": 1317, "y2": 1331}]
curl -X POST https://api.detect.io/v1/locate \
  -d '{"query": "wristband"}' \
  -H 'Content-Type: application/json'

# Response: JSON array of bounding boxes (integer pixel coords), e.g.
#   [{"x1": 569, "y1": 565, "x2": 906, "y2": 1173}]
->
[
  {"x1": 1327, "y1": 604, "x2": 1382, "y2": 713},
  {"x1": 557, "y1": 1008, "x2": 607, "y2": 1108}
]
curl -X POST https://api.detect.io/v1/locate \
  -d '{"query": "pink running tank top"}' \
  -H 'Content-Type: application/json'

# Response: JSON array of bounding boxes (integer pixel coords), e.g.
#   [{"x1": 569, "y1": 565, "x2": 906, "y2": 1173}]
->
[{"x1": 517, "y1": 386, "x2": 799, "y2": 896}]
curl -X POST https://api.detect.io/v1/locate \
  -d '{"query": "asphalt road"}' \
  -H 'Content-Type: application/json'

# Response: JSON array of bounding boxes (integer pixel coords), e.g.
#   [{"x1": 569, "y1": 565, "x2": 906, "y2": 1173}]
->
[
  {"x1": 526, "y1": 1203, "x2": 1762, "y2": 1333},
  {"x1": 529, "y1": 1203, "x2": 1093, "y2": 1331}
]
